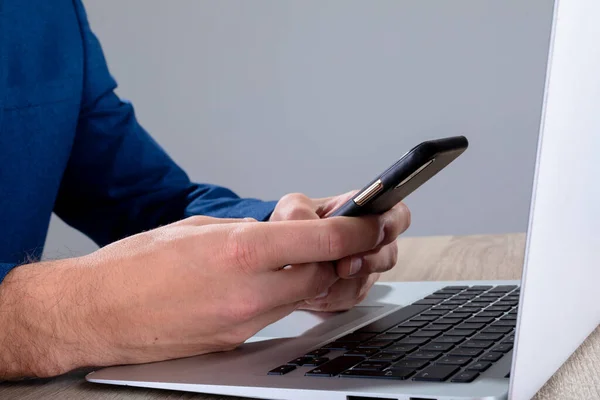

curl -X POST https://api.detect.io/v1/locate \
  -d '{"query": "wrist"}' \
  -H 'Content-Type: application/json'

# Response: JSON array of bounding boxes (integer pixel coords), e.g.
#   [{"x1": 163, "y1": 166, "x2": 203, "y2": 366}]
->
[{"x1": 0, "y1": 257, "x2": 107, "y2": 377}]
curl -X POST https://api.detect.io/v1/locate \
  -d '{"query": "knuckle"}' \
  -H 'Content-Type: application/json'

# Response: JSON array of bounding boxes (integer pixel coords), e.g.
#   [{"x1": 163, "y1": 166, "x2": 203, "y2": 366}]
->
[
  {"x1": 225, "y1": 293, "x2": 264, "y2": 323},
  {"x1": 324, "y1": 223, "x2": 347, "y2": 259},
  {"x1": 226, "y1": 227, "x2": 258, "y2": 273},
  {"x1": 281, "y1": 192, "x2": 309, "y2": 205}
]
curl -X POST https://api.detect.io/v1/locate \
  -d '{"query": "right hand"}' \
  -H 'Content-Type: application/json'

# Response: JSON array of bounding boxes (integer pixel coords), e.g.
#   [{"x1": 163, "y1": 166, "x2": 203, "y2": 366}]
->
[{"x1": 18, "y1": 213, "x2": 392, "y2": 376}]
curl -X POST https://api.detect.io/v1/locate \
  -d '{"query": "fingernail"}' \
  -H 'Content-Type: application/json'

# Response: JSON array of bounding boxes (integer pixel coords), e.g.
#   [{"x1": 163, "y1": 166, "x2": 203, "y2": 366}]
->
[
  {"x1": 349, "y1": 257, "x2": 363, "y2": 276},
  {"x1": 315, "y1": 289, "x2": 329, "y2": 299}
]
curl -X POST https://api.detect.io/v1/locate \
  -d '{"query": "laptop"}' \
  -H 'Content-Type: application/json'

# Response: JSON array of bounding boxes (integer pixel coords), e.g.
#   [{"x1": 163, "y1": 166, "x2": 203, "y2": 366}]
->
[{"x1": 86, "y1": 0, "x2": 600, "y2": 399}]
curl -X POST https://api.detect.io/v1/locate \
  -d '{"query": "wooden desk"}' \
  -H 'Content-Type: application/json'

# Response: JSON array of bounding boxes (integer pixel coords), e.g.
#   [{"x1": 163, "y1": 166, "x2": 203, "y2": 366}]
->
[{"x1": 1, "y1": 233, "x2": 598, "y2": 399}]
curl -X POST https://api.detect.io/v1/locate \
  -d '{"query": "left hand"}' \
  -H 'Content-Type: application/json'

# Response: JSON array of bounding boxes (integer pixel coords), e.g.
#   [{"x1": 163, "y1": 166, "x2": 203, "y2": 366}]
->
[{"x1": 270, "y1": 192, "x2": 410, "y2": 311}]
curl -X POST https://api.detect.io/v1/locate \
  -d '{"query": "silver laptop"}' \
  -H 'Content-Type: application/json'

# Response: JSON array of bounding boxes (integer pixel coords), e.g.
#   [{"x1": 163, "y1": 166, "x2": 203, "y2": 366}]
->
[{"x1": 87, "y1": 1, "x2": 600, "y2": 399}]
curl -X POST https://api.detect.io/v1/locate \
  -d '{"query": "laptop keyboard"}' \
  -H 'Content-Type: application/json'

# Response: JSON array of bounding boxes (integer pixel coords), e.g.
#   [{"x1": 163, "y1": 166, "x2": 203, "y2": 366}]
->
[{"x1": 267, "y1": 285, "x2": 519, "y2": 383}]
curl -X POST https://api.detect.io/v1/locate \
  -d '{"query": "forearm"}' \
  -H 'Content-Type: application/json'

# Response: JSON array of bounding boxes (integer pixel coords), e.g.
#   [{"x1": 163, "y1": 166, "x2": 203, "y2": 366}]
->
[{"x1": 0, "y1": 259, "x2": 101, "y2": 379}]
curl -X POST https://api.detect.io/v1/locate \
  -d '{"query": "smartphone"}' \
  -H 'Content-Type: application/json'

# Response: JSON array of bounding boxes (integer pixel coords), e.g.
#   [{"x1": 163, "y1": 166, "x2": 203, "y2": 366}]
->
[{"x1": 329, "y1": 136, "x2": 468, "y2": 217}]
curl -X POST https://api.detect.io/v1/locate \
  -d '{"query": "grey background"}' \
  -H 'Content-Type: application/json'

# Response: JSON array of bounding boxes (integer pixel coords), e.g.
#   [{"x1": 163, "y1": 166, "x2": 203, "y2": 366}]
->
[{"x1": 44, "y1": 0, "x2": 554, "y2": 259}]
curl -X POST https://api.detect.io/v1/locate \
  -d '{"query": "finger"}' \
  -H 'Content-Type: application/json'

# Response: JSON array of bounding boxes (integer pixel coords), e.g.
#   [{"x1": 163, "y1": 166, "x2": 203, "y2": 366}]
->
[
  {"x1": 304, "y1": 274, "x2": 367, "y2": 305},
  {"x1": 173, "y1": 215, "x2": 257, "y2": 227},
  {"x1": 378, "y1": 202, "x2": 411, "y2": 246},
  {"x1": 270, "y1": 193, "x2": 319, "y2": 222},
  {"x1": 318, "y1": 190, "x2": 359, "y2": 218},
  {"x1": 303, "y1": 273, "x2": 379, "y2": 312},
  {"x1": 335, "y1": 242, "x2": 398, "y2": 279},
  {"x1": 259, "y1": 262, "x2": 339, "y2": 307},
  {"x1": 220, "y1": 216, "x2": 386, "y2": 272}
]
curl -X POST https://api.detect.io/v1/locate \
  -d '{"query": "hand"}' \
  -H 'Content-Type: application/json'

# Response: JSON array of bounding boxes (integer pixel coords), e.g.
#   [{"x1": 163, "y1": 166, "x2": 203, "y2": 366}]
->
[
  {"x1": 0, "y1": 213, "x2": 390, "y2": 378},
  {"x1": 270, "y1": 192, "x2": 411, "y2": 312}
]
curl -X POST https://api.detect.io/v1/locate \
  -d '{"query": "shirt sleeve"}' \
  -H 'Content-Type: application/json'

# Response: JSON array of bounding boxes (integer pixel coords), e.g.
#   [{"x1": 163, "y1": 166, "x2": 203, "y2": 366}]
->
[
  {"x1": 54, "y1": 0, "x2": 276, "y2": 246},
  {"x1": 0, "y1": 263, "x2": 17, "y2": 283}
]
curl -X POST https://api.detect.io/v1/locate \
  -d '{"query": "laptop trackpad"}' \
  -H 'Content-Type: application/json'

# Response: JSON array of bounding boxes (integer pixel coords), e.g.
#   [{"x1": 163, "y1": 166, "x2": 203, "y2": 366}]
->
[{"x1": 247, "y1": 306, "x2": 383, "y2": 343}]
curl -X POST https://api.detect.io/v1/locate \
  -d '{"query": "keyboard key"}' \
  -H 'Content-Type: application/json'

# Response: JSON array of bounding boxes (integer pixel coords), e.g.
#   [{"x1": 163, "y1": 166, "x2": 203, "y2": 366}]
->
[
  {"x1": 431, "y1": 305, "x2": 457, "y2": 311},
  {"x1": 422, "y1": 310, "x2": 449, "y2": 316},
  {"x1": 449, "y1": 348, "x2": 483, "y2": 357},
  {"x1": 482, "y1": 326, "x2": 513, "y2": 334},
  {"x1": 492, "y1": 343, "x2": 513, "y2": 353},
  {"x1": 396, "y1": 337, "x2": 431, "y2": 346},
  {"x1": 405, "y1": 351, "x2": 442, "y2": 360},
  {"x1": 376, "y1": 333, "x2": 404, "y2": 341},
  {"x1": 490, "y1": 285, "x2": 518, "y2": 292},
  {"x1": 436, "y1": 356, "x2": 472, "y2": 366},
  {"x1": 413, "y1": 299, "x2": 444, "y2": 306},
  {"x1": 385, "y1": 344, "x2": 417, "y2": 353},
  {"x1": 445, "y1": 312, "x2": 471, "y2": 320},
  {"x1": 425, "y1": 294, "x2": 453, "y2": 299},
  {"x1": 357, "y1": 305, "x2": 429, "y2": 333},
  {"x1": 392, "y1": 359, "x2": 430, "y2": 369},
  {"x1": 479, "y1": 352, "x2": 503, "y2": 362},
  {"x1": 368, "y1": 352, "x2": 403, "y2": 362},
  {"x1": 421, "y1": 342, "x2": 455, "y2": 352},
  {"x1": 360, "y1": 340, "x2": 393, "y2": 348},
  {"x1": 496, "y1": 301, "x2": 518, "y2": 307},
  {"x1": 471, "y1": 297, "x2": 495, "y2": 303},
  {"x1": 287, "y1": 356, "x2": 314, "y2": 366},
  {"x1": 487, "y1": 306, "x2": 512, "y2": 312},
  {"x1": 508, "y1": 309, "x2": 519, "y2": 314},
  {"x1": 413, "y1": 365, "x2": 460, "y2": 382},
  {"x1": 446, "y1": 329, "x2": 476, "y2": 337},
  {"x1": 422, "y1": 324, "x2": 453, "y2": 332},
  {"x1": 505, "y1": 371, "x2": 511, "y2": 378},
  {"x1": 435, "y1": 318, "x2": 461, "y2": 325},
  {"x1": 505, "y1": 335, "x2": 516, "y2": 342},
  {"x1": 434, "y1": 290, "x2": 461, "y2": 295},
  {"x1": 443, "y1": 286, "x2": 469, "y2": 290},
  {"x1": 454, "y1": 295, "x2": 477, "y2": 300},
  {"x1": 411, "y1": 315, "x2": 439, "y2": 322},
  {"x1": 340, "y1": 368, "x2": 415, "y2": 380},
  {"x1": 492, "y1": 320, "x2": 516, "y2": 327},
  {"x1": 435, "y1": 335, "x2": 465, "y2": 344},
  {"x1": 462, "y1": 340, "x2": 494, "y2": 349},
  {"x1": 467, "y1": 361, "x2": 492, "y2": 372},
  {"x1": 471, "y1": 285, "x2": 493, "y2": 290},
  {"x1": 458, "y1": 307, "x2": 482, "y2": 313},
  {"x1": 444, "y1": 299, "x2": 468, "y2": 305},
  {"x1": 503, "y1": 314, "x2": 518, "y2": 320},
  {"x1": 304, "y1": 357, "x2": 329, "y2": 366},
  {"x1": 471, "y1": 333, "x2": 504, "y2": 341},
  {"x1": 268, "y1": 365, "x2": 296, "y2": 375},
  {"x1": 412, "y1": 330, "x2": 442, "y2": 338},
  {"x1": 468, "y1": 302, "x2": 490, "y2": 308},
  {"x1": 387, "y1": 327, "x2": 416, "y2": 335},
  {"x1": 340, "y1": 333, "x2": 377, "y2": 342},
  {"x1": 345, "y1": 349, "x2": 379, "y2": 357},
  {"x1": 451, "y1": 370, "x2": 480, "y2": 383},
  {"x1": 305, "y1": 349, "x2": 329, "y2": 357},
  {"x1": 322, "y1": 342, "x2": 356, "y2": 350},
  {"x1": 352, "y1": 361, "x2": 390, "y2": 371},
  {"x1": 305, "y1": 356, "x2": 364, "y2": 377},
  {"x1": 477, "y1": 311, "x2": 504, "y2": 318},
  {"x1": 467, "y1": 316, "x2": 495, "y2": 324},
  {"x1": 400, "y1": 321, "x2": 429, "y2": 328},
  {"x1": 455, "y1": 323, "x2": 485, "y2": 331}
]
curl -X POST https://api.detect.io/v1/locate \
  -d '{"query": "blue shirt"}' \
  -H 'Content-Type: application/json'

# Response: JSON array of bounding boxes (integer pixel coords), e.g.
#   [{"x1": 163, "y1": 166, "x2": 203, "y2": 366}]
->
[{"x1": 0, "y1": 1, "x2": 276, "y2": 282}]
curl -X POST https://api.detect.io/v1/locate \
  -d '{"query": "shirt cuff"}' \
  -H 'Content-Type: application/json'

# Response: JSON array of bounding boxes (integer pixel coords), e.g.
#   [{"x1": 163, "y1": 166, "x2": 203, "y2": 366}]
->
[{"x1": 0, "y1": 263, "x2": 18, "y2": 284}]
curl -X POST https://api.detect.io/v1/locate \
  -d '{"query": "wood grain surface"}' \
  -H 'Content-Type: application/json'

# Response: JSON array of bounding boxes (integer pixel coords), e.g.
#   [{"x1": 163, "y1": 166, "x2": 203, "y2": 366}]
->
[{"x1": 1, "y1": 233, "x2": 598, "y2": 400}]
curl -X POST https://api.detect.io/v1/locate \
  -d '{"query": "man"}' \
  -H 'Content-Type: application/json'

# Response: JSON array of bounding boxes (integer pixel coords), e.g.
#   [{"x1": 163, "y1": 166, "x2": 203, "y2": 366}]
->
[{"x1": 0, "y1": 1, "x2": 410, "y2": 379}]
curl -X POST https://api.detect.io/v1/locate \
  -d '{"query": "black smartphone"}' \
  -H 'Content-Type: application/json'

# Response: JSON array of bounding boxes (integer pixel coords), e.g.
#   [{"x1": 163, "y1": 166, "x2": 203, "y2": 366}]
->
[{"x1": 329, "y1": 136, "x2": 468, "y2": 217}]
